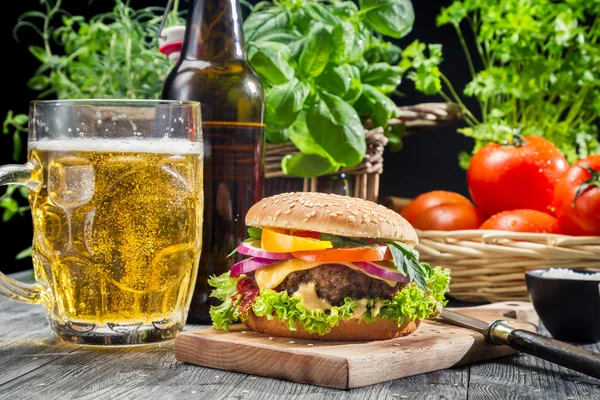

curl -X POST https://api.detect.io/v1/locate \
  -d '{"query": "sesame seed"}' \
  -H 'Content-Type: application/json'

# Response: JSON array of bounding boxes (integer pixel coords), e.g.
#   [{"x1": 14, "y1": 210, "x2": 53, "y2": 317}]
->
[
  {"x1": 269, "y1": 337, "x2": 274, "y2": 340},
  {"x1": 284, "y1": 210, "x2": 291, "y2": 215},
  {"x1": 241, "y1": 390, "x2": 249, "y2": 395},
  {"x1": 303, "y1": 218, "x2": 309, "y2": 222},
  {"x1": 289, "y1": 340, "x2": 296, "y2": 344},
  {"x1": 348, "y1": 216, "x2": 356, "y2": 223},
  {"x1": 275, "y1": 210, "x2": 281, "y2": 216},
  {"x1": 262, "y1": 204, "x2": 267, "y2": 208},
  {"x1": 307, "y1": 343, "x2": 314, "y2": 347},
  {"x1": 330, "y1": 212, "x2": 338, "y2": 217}
]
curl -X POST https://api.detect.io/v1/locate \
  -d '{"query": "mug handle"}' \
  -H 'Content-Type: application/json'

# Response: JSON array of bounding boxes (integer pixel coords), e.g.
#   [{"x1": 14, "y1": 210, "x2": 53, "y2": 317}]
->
[{"x1": 0, "y1": 162, "x2": 44, "y2": 304}]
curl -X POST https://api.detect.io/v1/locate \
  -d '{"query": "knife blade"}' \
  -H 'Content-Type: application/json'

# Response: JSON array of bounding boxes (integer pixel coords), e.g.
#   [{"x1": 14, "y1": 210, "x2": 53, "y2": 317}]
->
[{"x1": 438, "y1": 308, "x2": 600, "y2": 379}]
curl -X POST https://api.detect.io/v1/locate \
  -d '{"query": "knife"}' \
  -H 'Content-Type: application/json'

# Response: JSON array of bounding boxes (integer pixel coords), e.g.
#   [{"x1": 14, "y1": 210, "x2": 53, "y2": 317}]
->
[{"x1": 440, "y1": 308, "x2": 600, "y2": 379}]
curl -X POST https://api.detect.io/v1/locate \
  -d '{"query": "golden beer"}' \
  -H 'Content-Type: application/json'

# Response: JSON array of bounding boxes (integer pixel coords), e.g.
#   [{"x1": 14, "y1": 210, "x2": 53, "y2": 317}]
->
[{"x1": 28, "y1": 139, "x2": 203, "y2": 330}]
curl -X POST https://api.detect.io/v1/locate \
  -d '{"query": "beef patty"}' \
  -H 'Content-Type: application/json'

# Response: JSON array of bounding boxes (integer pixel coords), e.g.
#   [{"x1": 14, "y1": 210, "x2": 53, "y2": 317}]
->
[{"x1": 273, "y1": 264, "x2": 403, "y2": 306}]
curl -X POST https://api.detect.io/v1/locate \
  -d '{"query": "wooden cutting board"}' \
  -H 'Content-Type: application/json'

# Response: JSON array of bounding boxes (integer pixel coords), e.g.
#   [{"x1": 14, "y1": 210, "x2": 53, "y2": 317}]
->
[{"x1": 175, "y1": 301, "x2": 539, "y2": 389}]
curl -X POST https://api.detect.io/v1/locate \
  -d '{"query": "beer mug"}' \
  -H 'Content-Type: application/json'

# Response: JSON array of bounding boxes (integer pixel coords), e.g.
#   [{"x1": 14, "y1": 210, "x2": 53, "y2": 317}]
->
[{"x1": 0, "y1": 100, "x2": 203, "y2": 345}]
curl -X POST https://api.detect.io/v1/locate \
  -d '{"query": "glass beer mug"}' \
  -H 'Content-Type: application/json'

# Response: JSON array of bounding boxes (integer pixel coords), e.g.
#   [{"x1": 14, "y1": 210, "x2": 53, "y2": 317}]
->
[{"x1": 0, "y1": 100, "x2": 203, "y2": 345}]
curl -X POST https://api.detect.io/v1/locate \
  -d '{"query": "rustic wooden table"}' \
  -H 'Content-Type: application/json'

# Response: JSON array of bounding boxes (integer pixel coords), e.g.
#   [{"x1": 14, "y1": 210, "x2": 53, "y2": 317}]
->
[{"x1": 1, "y1": 270, "x2": 599, "y2": 400}]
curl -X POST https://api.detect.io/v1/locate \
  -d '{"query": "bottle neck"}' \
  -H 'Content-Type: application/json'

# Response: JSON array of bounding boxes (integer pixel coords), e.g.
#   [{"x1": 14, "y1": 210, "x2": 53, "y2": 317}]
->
[{"x1": 181, "y1": 0, "x2": 246, "y2": 61}]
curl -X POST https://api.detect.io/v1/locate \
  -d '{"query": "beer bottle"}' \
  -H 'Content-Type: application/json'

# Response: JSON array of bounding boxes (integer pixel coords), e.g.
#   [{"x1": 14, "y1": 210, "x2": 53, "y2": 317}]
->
[{"x1": 163, "y1": 0, "x2": 265, "y2": 323}]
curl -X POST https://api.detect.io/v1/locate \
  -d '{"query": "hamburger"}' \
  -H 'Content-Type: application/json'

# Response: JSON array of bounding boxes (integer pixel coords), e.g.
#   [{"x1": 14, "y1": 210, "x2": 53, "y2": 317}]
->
[{"x1": 209, "y1": 192, "x2": 451, "y2": 340}]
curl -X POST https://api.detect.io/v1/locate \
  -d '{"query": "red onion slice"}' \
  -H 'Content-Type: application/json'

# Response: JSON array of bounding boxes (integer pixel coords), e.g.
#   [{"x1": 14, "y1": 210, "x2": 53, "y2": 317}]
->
[
  {"x1": 237, "y1": 242, "x2": 295, "y2": 260},
  {"x1": 353, "y1": 262, "x2": 409, "y2": 282},
  {"x1": 230, "y1": 257, "x2": 280, "y2": 278}
]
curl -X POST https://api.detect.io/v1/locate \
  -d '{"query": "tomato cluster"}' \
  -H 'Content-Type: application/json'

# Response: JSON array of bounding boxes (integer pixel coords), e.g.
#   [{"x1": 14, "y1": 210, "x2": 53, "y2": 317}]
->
[{"x1": 400, "y1": 136, "x2": 600, "y2": 236}]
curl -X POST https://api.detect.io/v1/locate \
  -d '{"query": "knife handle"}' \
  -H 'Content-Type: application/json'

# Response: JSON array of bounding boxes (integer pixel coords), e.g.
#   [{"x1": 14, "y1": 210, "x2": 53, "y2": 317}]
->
[{"x1": 491, "y1": 322, "x2": 600, "y2": 379}]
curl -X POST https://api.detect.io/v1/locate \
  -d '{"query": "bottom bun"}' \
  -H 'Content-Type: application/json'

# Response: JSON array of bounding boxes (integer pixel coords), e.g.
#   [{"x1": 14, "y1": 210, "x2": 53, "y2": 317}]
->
[{"x1": 244, "y1": 311, "x2": 420, "y2": 341}]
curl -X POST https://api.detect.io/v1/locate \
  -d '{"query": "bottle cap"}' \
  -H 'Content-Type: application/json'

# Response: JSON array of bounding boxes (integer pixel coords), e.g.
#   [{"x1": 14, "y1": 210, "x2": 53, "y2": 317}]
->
[{"x1": 159, "y1": 26, "x2": 186, "y2": 62}]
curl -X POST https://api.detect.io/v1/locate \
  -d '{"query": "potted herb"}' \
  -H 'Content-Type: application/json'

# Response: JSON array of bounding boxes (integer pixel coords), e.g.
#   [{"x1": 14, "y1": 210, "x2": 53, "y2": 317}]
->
[
  {"x1": 240, "y1": 0, "x2": 462, "y2": 198},
  {"x1": 1, "y1": 0, "x2": 185, "y2": 250},
  {"x1": 405, "y1": 0, "x2": 600, "y2": 167}
]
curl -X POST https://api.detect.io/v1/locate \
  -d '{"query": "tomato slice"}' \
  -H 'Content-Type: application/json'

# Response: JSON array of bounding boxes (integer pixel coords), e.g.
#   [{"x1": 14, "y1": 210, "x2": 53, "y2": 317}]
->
[
  {"x1": 292, "y1": 245, "x2": 391, "y2": 263},
  {"x1": 261, "y1": 228, "x2": 333, "y2": 252},
  {"x1": 294, "y1": 231, "x2": 321, "y2": 239}
]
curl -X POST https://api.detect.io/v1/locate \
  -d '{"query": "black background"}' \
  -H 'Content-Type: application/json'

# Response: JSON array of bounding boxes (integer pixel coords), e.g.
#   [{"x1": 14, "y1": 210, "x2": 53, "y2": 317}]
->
[{"x1": 2, "y1": 0, "x2": 475, "y2": 273}]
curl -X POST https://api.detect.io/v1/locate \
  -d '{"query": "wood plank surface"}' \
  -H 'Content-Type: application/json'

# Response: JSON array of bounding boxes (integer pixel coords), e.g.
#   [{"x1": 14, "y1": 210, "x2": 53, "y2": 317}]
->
[
  {"x1": 1, "y1": 270, "x2": 599, "y2": 399},
  {"x1": 174, "y1": 302, "x2": 539, "y2": 389}
]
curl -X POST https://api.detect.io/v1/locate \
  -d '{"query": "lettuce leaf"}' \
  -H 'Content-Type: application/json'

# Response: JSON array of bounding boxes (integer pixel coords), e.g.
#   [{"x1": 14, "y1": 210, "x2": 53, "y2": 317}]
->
[
  {"x1": 208, "y1": 273, "x2": 242, "y2": 331},
  {"x1": 208, "y1": 266, "x2": 451, "y2": 334}
]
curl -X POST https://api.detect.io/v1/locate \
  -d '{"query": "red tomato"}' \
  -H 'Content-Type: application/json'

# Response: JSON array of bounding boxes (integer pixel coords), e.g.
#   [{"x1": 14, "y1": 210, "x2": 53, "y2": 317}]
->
[
  {"x1": 480, "y1": 209, "x2": 561, "y2": 233},
  {"x1": 400, "y1": 191, "x2": 473, "y2": 224},
  {"x1": 412, "y1": 203, "x2": 485, "y2": 231},
  {"x1": 467, "y1": 136, "x2": 568, "y2": 216},
  {"x1": 294, "y1": 231, "x2": 321, "y2": 239},
  {"x1": 553, "y1": 155, "x2": 600, "y2": 236},
  {"x1": 292, "y1": 245, "x2": 391, "y2": 263}
]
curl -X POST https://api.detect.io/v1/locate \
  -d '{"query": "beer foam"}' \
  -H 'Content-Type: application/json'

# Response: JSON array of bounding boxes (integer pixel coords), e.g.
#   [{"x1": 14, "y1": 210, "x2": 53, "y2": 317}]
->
[{"x1": 29, "y1": 138, "x2": 203, "y2": 155}]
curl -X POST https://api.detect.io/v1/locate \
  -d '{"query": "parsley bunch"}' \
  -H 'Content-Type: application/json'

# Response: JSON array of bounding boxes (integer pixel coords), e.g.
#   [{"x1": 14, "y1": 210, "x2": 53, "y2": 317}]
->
[{"x1": 404, "y1": 0, "x2": 600, "y2": 167}]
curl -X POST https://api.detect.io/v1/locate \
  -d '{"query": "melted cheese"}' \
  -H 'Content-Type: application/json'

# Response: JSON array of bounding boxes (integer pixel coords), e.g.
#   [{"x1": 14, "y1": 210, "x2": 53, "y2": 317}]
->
[
  {"x1": 254, "y1": 260, "x2": 397, "y2": 290},
  {"x1": 371, "y1": 300, "x2": 384, "y2": 317},
  {"x1": 353, "y1": 299, "x2": 369, "y2": 319},
  {"x1": 293, "y1": 283, "x2": 332, "y2": 311}
]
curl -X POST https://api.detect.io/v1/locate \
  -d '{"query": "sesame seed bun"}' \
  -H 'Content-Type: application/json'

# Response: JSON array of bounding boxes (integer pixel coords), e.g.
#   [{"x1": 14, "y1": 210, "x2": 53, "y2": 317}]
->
[
  {"x1": 244, "y1": 310, "x2": 420, "y2": 341},
  {"x1": 245, "y1": 192, "x2": 418, "y2": 245}
]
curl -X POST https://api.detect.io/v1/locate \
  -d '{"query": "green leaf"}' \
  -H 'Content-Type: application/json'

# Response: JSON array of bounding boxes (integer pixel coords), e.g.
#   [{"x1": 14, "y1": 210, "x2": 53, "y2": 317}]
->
[
  {"x1": 359, "y1": 0, "x2": 414, "y2": 39},
  {"x1": 331, "y1": 21, "x2": 356, "y2": 64},
  {"x1": 331, "y1": 1, "x2": 359, "y2": 19},
  {"x1": 247, "y1": 227, "x2": 263, "y2": 241},
  {"x1": 248, "y1": 41, "x2": 295, "y2": 85},
  {"x1": 282, "y1": 153, "x2": 338, "y2": 178},
  {"x1": 298, "y1": 22, "x2": 332, "y2": 78},
  {"x1": 13, "y1": 115, "x2": 29, "y2": 127},
  {"x1": 244, "y1": 8, "x2": 290, "y2": 42},
  {"x1": 306, "y1": 3, "x2": 341, "y2": 27},
  {"x1": 363, "y1": 84, "x2": 398, "y2": 128},
  {"x1": 15, "y1": 247, "x2": 32, "y2": 260},
  {"x1": 266, "y1": 128, "x2": 291, "y2": 144},
  {"x1": 306, "y1": 92, "x2": 366, "y2": 167},
  {"x1": 28, "y1": 45, "x2": 50, "y2": 64},
  {"x1": 383, "y1": 241, "x2": 428, "y2": 290},
  {"x1": 265, "y1": 79, "x2": 310, "y2": 130},
  {"x1": 27, "y1": 75, "x2": 49, "y2": 91},
  {"x1": 315, "y1": 64, "x2": 353, "y2": 98},
  {"x1": 12, "y1": 132, "x2": 22, "y2": 161},
  {"x1": 288, "y1": 115, "x2": 327, "y2": 156},
  {"x1": 360, "y1": 62, "x2": 404, "y2": 93}
]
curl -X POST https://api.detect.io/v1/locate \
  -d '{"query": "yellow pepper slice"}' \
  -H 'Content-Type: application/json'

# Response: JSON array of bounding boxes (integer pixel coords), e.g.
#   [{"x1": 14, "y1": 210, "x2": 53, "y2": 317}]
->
[{"x1": 261, "y1": 228, "x2": 333, "y2": 253}]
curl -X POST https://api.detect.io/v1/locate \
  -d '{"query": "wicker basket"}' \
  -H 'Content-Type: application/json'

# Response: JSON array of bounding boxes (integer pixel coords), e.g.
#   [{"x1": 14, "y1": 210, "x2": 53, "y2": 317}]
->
[
  {"x1": 416, "y1": 230, "x2": 600, "y2": 302},
  {"x1": 265, "y1": 102, "x2": 463, "y2": 202}
]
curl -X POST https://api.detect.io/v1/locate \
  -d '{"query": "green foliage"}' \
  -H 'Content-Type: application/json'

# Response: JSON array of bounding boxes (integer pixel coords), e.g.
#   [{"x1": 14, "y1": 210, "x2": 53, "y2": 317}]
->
[
  {"x1": 244, "y1": 0, "x2": 416, "y2": 178},
  {"x1": 15, "y1": 0, "x2": 184, "y2": 100},
  {"x1": 407, "y1": 0, "x2": 600, "y2": 167},
  {"x1": 1, "y1": 0, "x2": 184, "y2": 256}
]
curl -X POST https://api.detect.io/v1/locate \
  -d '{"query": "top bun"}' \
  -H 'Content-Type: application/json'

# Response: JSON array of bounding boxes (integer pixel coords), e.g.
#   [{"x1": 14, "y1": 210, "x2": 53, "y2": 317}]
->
[{"x1": 246, "y1": 192, "x2": 418, "y2": 245}]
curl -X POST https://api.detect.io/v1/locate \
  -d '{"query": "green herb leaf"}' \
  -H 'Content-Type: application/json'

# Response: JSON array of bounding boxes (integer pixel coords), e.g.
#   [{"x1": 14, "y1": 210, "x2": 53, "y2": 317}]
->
[
  {"x1": 15, "y1": 247, "x2": 32, "y2": 260},
  {"x1": 331, "y1": 21, "x2": 357, "y2": 64},
  {"x1": 306, "y1": 92, "x2": 366, "y2": 167},
  {"x1": 383, "y1": 241, "x2": 427, "y2": 290},
  {"x1": 248, "y1": 41, "x2": 295, "y2": 85},
  {"x1": 361, "y1": 84, "x2": 399, "y2": 128},
  {"x1": 247, "y1": 227, "x2": 263, "y2": 241},
  {"x1": 298, "y1": 22, "x2": 332, "y2": 78},
  {"x1": 244, "y1": 7, "x2": 290, "y2": 43},
  {"x1": 282, "y1": 153, "x2": 338, "y2": 178},
  {"x1": 331, "y1": 1, "x2": 359, "y2": 20},
  {"x1": 360, "y1": 62, "x2": 404, "y2": 93},
  {"x1": 266, "y1": 78, "x2": 310, "y2": 131},
  {"x1": 359, "y1": 0, "x2": 415, "y2": 39}
]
